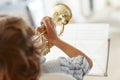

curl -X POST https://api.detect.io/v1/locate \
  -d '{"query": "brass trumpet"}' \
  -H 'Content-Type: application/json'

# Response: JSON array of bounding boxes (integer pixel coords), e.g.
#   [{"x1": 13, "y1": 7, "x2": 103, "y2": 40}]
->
[{"x1": 32, "y1": 3, "x2": 72, "y2": 56}]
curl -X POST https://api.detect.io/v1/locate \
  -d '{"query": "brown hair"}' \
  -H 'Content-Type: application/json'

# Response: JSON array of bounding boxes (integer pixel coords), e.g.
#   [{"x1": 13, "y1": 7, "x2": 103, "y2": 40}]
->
[{"x1": 0, "y1": 16, "x2": 40, "y2": 80}]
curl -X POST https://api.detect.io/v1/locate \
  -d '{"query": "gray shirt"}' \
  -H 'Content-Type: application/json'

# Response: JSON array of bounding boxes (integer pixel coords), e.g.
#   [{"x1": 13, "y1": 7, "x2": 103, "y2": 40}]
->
[{"x1": 41, "y1": 55, "x2": 90, "y2": 80}]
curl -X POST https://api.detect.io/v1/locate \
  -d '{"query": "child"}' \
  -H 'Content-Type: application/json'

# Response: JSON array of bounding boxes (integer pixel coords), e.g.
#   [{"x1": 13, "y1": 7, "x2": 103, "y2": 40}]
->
[{"x1": 0, "y1": 16, "x2": 93, "y2": 80}]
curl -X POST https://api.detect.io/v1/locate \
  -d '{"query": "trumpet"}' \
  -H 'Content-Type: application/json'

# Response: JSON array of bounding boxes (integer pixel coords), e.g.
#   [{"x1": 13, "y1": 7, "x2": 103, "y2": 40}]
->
[{"x1": 32, "y1": 3, "x2": 72, "y2": 56}]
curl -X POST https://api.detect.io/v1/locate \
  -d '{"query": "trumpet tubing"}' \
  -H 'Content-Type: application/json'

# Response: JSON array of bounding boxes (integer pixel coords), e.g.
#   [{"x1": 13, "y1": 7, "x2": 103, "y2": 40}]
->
[{"x1": 32, "y1": 3, "x2": 72, "y2": 56}]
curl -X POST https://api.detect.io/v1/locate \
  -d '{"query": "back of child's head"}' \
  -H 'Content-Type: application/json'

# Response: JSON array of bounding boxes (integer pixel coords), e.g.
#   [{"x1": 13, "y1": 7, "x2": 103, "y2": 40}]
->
[{"x1": 0, "y1": 16, "x2": 40, "y2": 80}]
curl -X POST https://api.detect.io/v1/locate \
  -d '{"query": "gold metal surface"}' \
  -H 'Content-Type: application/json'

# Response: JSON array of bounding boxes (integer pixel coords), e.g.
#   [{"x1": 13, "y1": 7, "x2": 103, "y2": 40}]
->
[
  {"x1": 52, "y1": 3, "x2": 72, "y2": 35},
  {"x1": 32, "y1": 3, "x2": 72, "y2": 56}
]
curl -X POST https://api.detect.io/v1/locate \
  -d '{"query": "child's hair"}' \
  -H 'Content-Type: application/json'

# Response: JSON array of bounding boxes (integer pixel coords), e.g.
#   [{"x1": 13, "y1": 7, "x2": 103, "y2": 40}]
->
[{"x1": 0, "y1": 16, "x2": 40, "y2": 80}]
